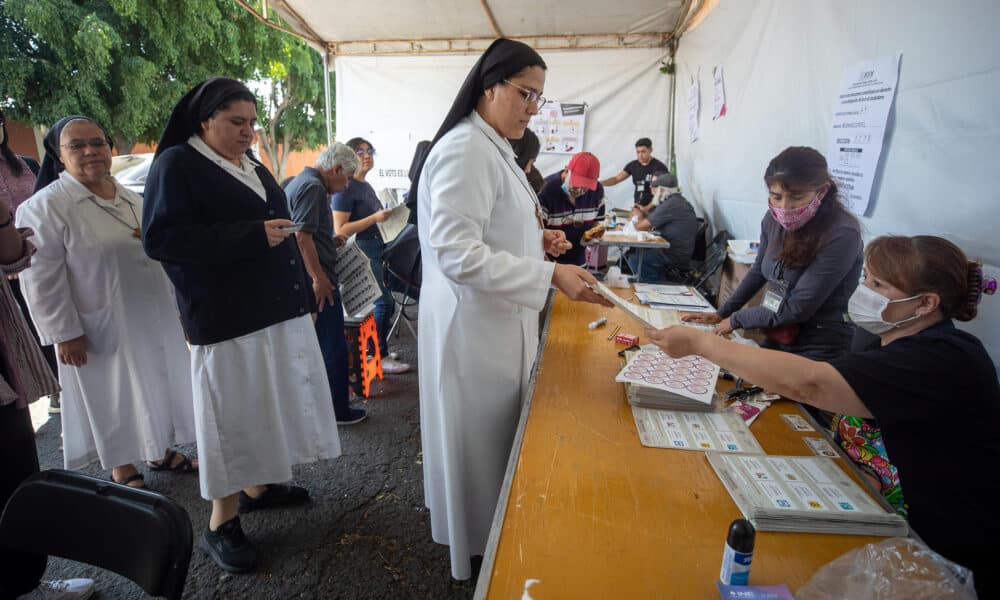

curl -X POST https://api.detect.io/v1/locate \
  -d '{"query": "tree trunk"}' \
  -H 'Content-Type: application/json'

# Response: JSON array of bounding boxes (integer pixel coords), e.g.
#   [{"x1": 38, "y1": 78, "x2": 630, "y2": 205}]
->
[{"x1": 112, "y1": 135, "x2": 135, "y2": 156}]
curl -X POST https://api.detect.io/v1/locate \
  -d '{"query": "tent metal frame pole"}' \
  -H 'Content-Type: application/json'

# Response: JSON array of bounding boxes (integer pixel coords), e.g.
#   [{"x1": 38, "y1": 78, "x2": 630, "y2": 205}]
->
[{"x1": 322, "y1": 49, "x2": 333, "y2": 146}]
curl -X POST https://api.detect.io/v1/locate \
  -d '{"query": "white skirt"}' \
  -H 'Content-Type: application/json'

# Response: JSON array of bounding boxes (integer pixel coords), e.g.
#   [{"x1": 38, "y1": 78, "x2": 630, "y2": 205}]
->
[{"x1": 190, "y1": 315, "x2": 341, "y2": 499}]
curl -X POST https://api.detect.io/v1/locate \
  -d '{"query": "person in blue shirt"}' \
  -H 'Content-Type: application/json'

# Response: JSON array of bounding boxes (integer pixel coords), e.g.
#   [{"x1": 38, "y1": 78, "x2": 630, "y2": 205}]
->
[{"x1": 331, "y1": 137, "x2": 410, "y2": 374}]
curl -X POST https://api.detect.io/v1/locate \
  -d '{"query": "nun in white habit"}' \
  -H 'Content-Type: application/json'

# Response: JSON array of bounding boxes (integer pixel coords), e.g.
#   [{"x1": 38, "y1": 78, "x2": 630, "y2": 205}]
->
[
  {"x1": 142, "y1": 78, "x2": 341, "y2": 573},
  {"x1": 408, "y1": 38, "x2": 612, "y2": 580},
  {"x1": 16, "y1": 116, "x2": 196, "y2": 487}
]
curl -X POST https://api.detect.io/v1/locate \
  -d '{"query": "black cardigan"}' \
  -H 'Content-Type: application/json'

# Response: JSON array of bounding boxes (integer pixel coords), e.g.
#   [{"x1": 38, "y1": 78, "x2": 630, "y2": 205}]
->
[{"x1": 142, "y1": 144, "x2": 316, "y2": 345}]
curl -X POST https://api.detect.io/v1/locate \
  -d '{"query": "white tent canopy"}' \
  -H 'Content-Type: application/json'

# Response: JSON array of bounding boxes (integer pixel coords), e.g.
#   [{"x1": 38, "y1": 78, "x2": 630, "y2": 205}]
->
[{"x1": 268, "y1": 0, "x2": 692, "y2": 54}]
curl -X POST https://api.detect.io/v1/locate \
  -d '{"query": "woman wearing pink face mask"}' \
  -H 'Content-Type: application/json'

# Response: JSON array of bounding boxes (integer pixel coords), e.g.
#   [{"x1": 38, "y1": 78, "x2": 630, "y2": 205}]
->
[{"x1": 683, "y1": 146, "x2": 862, "y2": 361}]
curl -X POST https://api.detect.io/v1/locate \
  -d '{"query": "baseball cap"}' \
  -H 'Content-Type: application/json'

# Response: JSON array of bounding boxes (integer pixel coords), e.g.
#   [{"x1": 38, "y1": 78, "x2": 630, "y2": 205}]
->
[
  {"x1": 566, "y1": 152, "x2": 600, "y2": 191},
  {"x1": 651, "y1": 172, "x2": 677, "y2": 188}
]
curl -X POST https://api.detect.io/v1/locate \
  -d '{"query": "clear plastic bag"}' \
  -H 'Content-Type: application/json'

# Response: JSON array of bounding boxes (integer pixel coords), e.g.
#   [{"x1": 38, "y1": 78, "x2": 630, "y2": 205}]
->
[{"x1": 796, "y1": 537, "x2": 977, "y2": 600}]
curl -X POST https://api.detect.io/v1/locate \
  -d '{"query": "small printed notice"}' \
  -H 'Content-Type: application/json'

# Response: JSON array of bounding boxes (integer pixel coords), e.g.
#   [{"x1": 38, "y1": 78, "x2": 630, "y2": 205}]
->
[
  {"x1": 712, "y1": 65, "x2": 727, "y2": 119},
  {"x1": 333, "y1": 240, "x2": 381, "y2": 319},
  {"x1": 688, "y1": 72, "x2": 701, "y2": 143},
  {"x1": 827, "y1": 54, "x2": 901, "y2": 216},
  {"x1": 528, "y1": 102, "x2": 586, "y2": 154},
  {"x1": 781, "y1": 413, "x2": 815, "y2": 432},
  {"x1": 804, "y1": 437, "x2": 840, "y2": 458}
]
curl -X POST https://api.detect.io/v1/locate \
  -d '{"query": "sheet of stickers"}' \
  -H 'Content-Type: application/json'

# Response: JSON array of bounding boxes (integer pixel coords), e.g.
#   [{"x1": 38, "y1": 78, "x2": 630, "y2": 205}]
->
[{"x1": 631, "y1": 407, "x2": 764, "y2": 454}]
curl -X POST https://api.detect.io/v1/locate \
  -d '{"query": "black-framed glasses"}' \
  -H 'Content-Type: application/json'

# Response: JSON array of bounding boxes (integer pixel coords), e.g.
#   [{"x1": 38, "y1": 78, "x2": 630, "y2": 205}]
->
[
  {"x1": 60, "y1": 139, "x2": 109, "y2": 152},
  {"x1": 504, "y1": 80, "x2": 547, "y2": 109},
  {"x1": 355, "y1": 148, "x2": 376, "y2": 156}
]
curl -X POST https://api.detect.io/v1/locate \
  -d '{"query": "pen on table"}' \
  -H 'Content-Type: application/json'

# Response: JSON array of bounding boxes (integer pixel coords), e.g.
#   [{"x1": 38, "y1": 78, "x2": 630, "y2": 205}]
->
[{"x1": 606, "y1": 324, "x2": 621, "y2": 340}]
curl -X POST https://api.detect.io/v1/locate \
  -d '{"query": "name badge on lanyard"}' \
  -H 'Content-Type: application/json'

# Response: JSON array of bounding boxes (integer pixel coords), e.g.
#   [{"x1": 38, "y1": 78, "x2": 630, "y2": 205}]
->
[{"x1": 763, "y1": 262, "x2": 788, "y2": 313}]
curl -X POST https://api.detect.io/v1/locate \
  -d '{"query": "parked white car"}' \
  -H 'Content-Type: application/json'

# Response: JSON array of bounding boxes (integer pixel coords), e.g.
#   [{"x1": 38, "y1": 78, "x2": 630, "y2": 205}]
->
[{"x1": 111, "y1": 153, "x2": 154, "y2": 196}]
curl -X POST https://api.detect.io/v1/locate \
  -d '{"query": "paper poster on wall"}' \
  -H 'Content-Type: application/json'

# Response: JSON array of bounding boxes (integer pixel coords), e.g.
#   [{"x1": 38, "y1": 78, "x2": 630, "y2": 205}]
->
[
  {"x1": 528, "y1": 102, "x2": 587, "y2": 154},
  {"x1": 827, "y1": 54, "x2": 901, "y2": 216},
  {"x1": 713, "y1": 65, "x2": 727, "y2": 119},
  {"x1": 688, "y1": 72, "x2": 701, "y2": 143}
]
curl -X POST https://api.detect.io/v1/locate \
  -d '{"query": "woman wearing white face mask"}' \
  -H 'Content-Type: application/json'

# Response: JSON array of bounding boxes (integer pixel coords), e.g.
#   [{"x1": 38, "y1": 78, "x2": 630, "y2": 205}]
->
[
  {"x1": 682, "y1": 147, "x2": 862, "y2": 361},
  {"x1": 645, "y1": 234, "x2": 1000, "y2": 598}
]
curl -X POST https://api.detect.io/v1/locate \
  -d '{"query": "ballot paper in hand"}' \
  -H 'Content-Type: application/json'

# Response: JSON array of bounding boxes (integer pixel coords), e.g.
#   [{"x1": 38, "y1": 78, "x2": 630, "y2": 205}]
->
[
  {"x1": 375, "y1": 189, "x2": 409, "y2": 243},
  {"x1": 590, "y1": 281, "x2": 680, "y2": 329},
  {"x1": 334, "y1": 240, "x2": 381, "y2": 319}
]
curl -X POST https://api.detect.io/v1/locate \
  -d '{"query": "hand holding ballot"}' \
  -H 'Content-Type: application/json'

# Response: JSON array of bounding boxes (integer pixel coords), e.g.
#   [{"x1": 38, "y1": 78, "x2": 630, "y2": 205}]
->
[
  {"x1": 644, "y1": 325, "x2": 700, "y2": 358},
  {"x1": 553, "y1": 264, "x2": 614, "y2": 307},
  {"x1": 681, "y1": 311, "x2": 733, "y2": 335}
]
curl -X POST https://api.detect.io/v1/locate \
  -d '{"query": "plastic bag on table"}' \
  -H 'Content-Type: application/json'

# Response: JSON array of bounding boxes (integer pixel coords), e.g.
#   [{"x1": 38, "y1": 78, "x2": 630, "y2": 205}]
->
[{"x1": 796, "y1": 537, "x2": 976, "y2": 600}]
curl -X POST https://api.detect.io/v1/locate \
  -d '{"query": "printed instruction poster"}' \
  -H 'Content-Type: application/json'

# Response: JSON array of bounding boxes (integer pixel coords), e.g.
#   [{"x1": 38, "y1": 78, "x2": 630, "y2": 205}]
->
[
  {"x1": 688, "y1": 72, "x2": 701, "y2": 143},
  {"x1": 827, "y1": 54, "x2": 901, "y2": 216},
  {"x1": 529, "y1": 102, "x2": 587, "y2": 154}
]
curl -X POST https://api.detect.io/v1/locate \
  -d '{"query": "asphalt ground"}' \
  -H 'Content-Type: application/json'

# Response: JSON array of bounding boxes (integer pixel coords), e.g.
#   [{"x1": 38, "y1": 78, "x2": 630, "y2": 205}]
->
[{"x1": 29, "y1": 328, "x2": 477, "y2": 599}]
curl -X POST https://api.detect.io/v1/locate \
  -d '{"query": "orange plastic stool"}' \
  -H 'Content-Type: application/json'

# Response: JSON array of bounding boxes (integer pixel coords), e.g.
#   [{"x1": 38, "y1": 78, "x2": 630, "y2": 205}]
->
[{"x1": 345, "y1": 313, "x2": 383, "y2": 398}]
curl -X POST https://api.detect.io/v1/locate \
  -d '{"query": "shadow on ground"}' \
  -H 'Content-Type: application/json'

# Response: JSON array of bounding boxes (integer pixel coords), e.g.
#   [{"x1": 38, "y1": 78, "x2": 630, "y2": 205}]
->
[{"x1": 32, "y1": 329, "x2": 476, "y2": 599}]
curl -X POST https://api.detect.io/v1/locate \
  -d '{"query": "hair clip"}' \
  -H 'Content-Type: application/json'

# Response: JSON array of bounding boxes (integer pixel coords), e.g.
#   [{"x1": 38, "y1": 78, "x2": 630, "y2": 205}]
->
[
  {"x1": 972, "y1": 266, "x2": 996, "y2": 306},
  {"x1": 982, "y1": 276, "x2": 997, "y2": 297}
]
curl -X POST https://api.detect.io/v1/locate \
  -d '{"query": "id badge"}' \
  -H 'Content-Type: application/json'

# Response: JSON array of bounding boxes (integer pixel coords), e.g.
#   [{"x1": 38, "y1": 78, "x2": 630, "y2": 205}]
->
[
  {"x1": 762, "y1": 289, "x2": 783, "y2": 312},
  {"x1": 636, "y1": 183, "x2": 645, "y2": 193}
]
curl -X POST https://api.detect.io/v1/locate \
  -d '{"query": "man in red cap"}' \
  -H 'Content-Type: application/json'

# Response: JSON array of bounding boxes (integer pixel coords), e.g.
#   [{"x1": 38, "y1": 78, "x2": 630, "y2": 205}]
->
[{"x1": 537, "y1": 151, "x2": 606, "y2": 265}]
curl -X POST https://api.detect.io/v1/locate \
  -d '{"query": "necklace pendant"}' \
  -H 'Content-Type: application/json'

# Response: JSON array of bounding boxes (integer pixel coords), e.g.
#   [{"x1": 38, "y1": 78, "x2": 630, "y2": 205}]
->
[{"x1": 132, "y1": 228, "x2": 142, "y2": 240}]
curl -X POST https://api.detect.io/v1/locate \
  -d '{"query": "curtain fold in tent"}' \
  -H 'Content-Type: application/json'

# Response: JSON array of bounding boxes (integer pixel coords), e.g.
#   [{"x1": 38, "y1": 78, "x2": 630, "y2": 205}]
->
[
  {"x1": 335, "y1": 48, "x2": 671, "y2": 211},
  {"x1": 674, "y1": 0, "x2": 1000, "y2": 367}
]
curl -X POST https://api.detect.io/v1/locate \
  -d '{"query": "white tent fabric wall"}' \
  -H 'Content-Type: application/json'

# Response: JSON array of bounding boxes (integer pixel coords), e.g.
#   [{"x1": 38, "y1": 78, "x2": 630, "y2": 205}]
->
[
  {"x1": 674, "y1": 0, "x2": 1000, "y2": 368},
  {"x1": 335, "y1": 48, "x2": 671, "y2": 210}
]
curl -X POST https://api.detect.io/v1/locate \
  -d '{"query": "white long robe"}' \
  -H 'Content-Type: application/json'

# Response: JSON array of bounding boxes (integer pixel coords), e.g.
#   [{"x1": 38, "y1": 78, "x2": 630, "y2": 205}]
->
[
  {"x1": 16, "y1": 172, "x2": 195, "y2": 469},
  {"x1": 417, "y1": 111, "x2": 555, "y2": 580}
]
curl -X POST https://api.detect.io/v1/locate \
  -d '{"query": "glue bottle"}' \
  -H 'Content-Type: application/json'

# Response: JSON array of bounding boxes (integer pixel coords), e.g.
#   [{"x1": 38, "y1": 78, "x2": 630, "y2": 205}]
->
[
  {"x1": 610, "y1": 212, "x2": 617, "y2": 229},
  {"x1": 719, "y1": 518, "x2": 755, "y2": 585}
]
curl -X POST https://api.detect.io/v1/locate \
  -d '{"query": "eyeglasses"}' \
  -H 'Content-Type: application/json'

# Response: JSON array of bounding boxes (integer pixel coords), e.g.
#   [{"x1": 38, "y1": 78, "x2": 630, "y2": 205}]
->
[
  {"x1": 503, "y1": 80, "x2": 547, "y2": 109},
  {"x1": 60, "y1": 139, "x2": 109, "y2": 152},
  {"x1": 355, "y1": 148, "x2": 375, "y2": 156}
]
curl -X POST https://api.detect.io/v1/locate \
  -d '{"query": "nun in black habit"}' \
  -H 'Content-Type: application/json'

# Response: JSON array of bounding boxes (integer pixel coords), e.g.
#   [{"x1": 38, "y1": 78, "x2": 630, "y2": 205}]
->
[
  {"x1": 410, "y1": 39, "x2": 609, "y2": 580},
  {"x1": 142, "y1": 77, "x2": 342, "y2": 573}
]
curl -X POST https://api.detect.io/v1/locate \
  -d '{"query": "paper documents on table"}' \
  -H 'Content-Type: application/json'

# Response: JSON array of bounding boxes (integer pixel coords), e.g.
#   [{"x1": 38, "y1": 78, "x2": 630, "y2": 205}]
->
[
  {"x1": 590, "y1": 281, "x2": 681, "y2": 329},
  {"x1": 334, "y1": 240, "x2": 381, "y2": 319},
  {"x1": 634, "y1": 283, "x2": 715, "y2": 313},
  {"x1": 632, "y1": 407, "x2": 763, "y2": 454},
  {"x1": 706, "y1": 452, "x2": 908, "y2": 537}
]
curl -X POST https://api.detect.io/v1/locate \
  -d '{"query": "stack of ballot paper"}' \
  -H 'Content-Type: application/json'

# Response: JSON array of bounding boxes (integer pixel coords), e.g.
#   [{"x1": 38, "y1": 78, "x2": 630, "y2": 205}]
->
[
  {"x1": 616, "y1": 346, "x2": 721, "y2": 411},
  {"x1": 631, "y1": 407, "x2": 764, "y2": 454},
  {"x1": 634, "y1": 283, "x2": 715, "y2": 313},
  {"x1": 706, "y1": 452, "x2": 909, "y2": 537}
]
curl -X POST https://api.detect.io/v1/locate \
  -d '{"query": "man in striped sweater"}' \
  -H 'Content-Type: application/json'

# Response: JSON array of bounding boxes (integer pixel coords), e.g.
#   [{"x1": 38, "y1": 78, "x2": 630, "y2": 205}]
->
[{"x1": 537, "y1": 151, "x2": 605, "y2": 265}]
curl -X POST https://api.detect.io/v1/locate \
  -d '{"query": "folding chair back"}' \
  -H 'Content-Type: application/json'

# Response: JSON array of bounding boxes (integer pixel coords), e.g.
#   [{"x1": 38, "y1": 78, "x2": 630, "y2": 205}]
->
[{"x1": 0, "y1": 470, "x2": 192, "y2": 600}]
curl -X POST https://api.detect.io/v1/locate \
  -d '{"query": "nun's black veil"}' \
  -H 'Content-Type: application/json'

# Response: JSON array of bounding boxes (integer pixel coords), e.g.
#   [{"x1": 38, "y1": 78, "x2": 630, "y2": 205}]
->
[
  {"x1": 33, "y1": 115, "x2": 113, "y2": 193},
  {"x1": 405, "y1": 38, "x2": 546, "y2": 223},
  {"x1": 154, "y1": 77, "x2": 256, "y2": 159}
]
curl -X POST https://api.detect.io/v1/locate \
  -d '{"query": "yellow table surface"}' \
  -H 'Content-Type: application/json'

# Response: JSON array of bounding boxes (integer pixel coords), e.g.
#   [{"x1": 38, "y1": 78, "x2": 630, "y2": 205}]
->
[{"x1": 481, "y1": 291, "x2": 887, "y2": 599}]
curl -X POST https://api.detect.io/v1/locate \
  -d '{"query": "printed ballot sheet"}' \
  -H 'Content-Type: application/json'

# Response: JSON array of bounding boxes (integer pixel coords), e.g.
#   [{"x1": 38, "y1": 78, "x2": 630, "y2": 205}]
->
[
  {"x1": 333, "y1": 240, "x2": 381, "y2": 319},
  {"x1": 591, "y1": 281, "x2": 680, "y2": 329},
  {"x1": 632, "y1": 407, "x2": 763, "y2": 454},
  {"x1": 376, "y1": 188, "x2": 409, "y2": 243},
  {"x1": 706, "y1": 452, "x2": 908, "y2": 537}
]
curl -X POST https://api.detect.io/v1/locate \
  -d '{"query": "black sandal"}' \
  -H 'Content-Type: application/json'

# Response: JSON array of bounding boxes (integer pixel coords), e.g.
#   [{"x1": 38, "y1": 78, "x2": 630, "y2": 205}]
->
[
  {"x1": 111, "y1": 472, "x2": 146, "y2": 488},
  {"x1": 147, "y1": 448, "x2": 198, "y2": 473}
]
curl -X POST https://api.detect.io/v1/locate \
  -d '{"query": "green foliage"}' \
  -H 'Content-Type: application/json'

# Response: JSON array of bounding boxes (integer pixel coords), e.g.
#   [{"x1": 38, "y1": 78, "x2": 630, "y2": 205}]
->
[{"x1": 1, "y1": 0, "x2": 327, "y2": 156}]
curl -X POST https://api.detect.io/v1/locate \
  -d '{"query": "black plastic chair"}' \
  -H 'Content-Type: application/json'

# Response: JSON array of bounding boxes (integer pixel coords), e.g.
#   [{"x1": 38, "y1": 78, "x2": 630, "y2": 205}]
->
[
  {"x1": 0, "y1": 470, "x2": 193, "y2": 600},
  {"x1": 688, "y1": 229, "x2": 732, "y2": 306}
]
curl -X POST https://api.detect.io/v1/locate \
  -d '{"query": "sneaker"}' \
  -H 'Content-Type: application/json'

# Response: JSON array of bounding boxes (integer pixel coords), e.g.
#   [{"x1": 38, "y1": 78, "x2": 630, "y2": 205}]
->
[
  {"x1": 382, "y1": 357, "x2": 411, "y2": 374},
  {"x1": 238, "y1": 483, "x2": 310, "y2": 513},
  {"x1": 336, "y1": 407, "x2": 368, "y2": 425},
  {"x1": 17, "y1": 578, "x2": 95, "y2": 599},
  {"x1": 200, "y1": 516, "x2": 257, "y2": 573},
  {"x1": 48, "y1": 393, "x2": 61, "y2": 415}
]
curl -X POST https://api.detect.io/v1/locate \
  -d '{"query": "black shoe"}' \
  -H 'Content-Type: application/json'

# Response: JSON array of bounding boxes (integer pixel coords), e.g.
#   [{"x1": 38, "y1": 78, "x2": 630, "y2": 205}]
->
[
  {"x1": 200, "y1": 516, "x2": 257, "y2": 573},
  {"x1": 336, "y1": 407, "x2": 368, "y2": 425},
  {"x1": 238, "y1": 484, "x2": 310, "y2": 513}
]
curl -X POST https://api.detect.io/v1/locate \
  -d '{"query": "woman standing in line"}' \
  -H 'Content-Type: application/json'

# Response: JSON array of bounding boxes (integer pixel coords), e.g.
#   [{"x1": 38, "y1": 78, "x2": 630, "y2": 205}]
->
[
  {"x1": 143, "y1": 78, "x2": 341, "y2": 573},
  {"x1": 408, "y1": 38, "x2": 611, "y2": 580},
  {"x1": 16, "y1": 116, "x2": 197, "y2": 488}
]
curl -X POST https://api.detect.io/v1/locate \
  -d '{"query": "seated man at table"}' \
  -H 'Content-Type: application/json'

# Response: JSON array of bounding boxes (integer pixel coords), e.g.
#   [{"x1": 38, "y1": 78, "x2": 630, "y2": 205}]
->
[
  {"x1": 626, "y1": 173, "x2": 698, "y2": 283},
  {"x1": 600, "y1": 137, "x2": 671, "y2": 207},
  {"x1": 538, "y1": 151, "x2": 605, "y2": 265}
]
